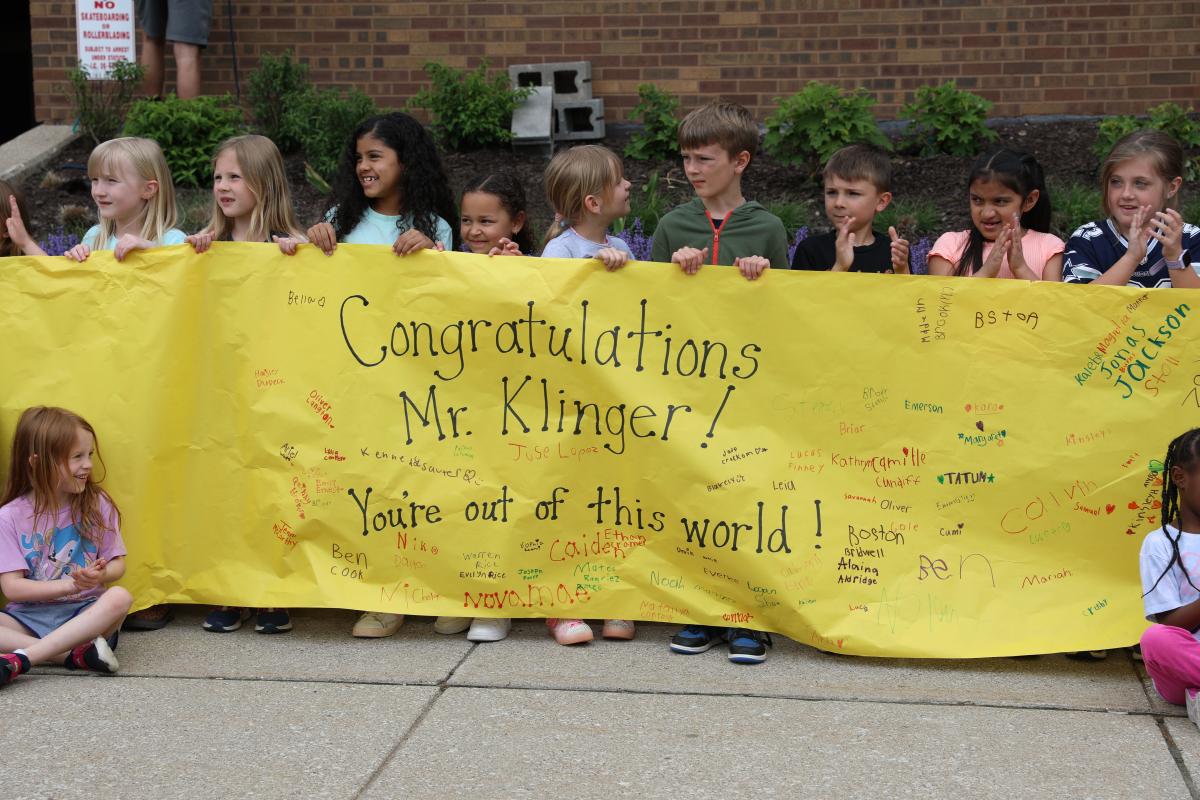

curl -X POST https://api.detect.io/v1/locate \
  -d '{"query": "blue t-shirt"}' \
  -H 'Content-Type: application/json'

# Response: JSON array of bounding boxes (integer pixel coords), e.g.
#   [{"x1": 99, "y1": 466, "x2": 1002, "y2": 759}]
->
[
  {"x1": 541, "y1": 228, "x2": 633, "y2": 259},
  {"x1": 329, "y1": 206, "x2": 453, "y2": 250},
  {"x1": 1063, "y1": 218, "x2": 1200, "y2": 288},
  {"x1": 83, "y1": 225, "x2": 187, "y2": 251}
]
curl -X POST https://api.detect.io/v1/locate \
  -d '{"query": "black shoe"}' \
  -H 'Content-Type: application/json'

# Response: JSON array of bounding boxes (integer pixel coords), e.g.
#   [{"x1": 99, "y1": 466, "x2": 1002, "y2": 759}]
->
[
  {"x1": 727, "y1": 629, "x2": 772, "y2": 664},
  {"x1": 255, "y1": 608, "x2": 293, "y2": 634},
  {"x1": 202, "y1": 607, "x2": 251, "y2": 632},
  {"x1": 669, "y1": 625, "x2": 725, "y2": 654}
]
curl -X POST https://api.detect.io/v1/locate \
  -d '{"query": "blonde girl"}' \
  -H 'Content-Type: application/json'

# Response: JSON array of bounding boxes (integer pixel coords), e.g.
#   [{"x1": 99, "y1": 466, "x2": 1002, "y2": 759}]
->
[
  {"x1": 65, "y1": 137, "x2": 186, "y2": 262},
  {"x1": 0, "y1": 407, "x2": 132, "y2": 687},
  {"x1": 540, "y1": 144, "x2": 633, "y2": 271},
  {"x1": 187, "y1": 134, "x2": 305, "y2": 256},
  {"x1": 1063, "y1": 129, "x2": 1199, "y2": 288}
]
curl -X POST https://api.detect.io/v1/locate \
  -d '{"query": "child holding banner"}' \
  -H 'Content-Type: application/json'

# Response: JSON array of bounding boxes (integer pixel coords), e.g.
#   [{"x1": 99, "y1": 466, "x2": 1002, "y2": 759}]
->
[
  {"x1": 185, "y1": 134, "x2": 306, "y2": 258},
  {"x1": 540, "y1": 144, "x2": 632, "y2": 270},
  {"x1": 1062, "y1": 130, "x2": 1200, "y2": 288},
  {"x1": 306, "y1": 112, "x2": 458, "y2": 258},
  {"x1": 0, "y1": 183, "x2": 45, "y2": 257},
  {"x1": 63, "y1": 137, "x2": 188, "y2": 263},
  {"x1": 1140, "y1": 429, "x2": 1200, "y2": 727},
  {"x1": 533, "y1": 145, "x2": 635, "y2": 644},
  {"x1": 927, "y1": 147, "x2": 1063, "y2": 280},
  {"x1": 0, "y1": 407, "x2": 133, "y2": 688},
  {"x1": 185, "y1": 134, "x2": 309, "y2": 635},
  {"x1": 457, "y1": 172, "x2": 533, "y2": 257},
  {"x1": 651, "y1": 101, "x2": 788, "y2": 281},
  {"x1": 790, "y1": 144, "x2": 910, "y2": 273}
]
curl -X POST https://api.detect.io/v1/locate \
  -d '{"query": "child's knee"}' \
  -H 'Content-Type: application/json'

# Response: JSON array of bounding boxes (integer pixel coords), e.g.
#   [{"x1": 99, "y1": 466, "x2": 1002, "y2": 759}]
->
[
  {"x1": 1140, "y1": 623, "x2": 1178, "y2": 657},
  {"x1": 103, "y1": 586, "x2": 134, "y2": 613}
]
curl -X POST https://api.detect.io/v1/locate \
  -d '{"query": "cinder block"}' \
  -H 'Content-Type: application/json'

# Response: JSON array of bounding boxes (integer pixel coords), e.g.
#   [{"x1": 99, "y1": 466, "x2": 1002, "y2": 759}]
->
[
  {"x1": 511, "y1": 86, "x2": 554, "y2": 146},
  {"x1": 508, "y1": 61, "x2": 593, "y2": 103},
  {"x1": 553, "y1": 99, "x2": 605, "y2": 141}
]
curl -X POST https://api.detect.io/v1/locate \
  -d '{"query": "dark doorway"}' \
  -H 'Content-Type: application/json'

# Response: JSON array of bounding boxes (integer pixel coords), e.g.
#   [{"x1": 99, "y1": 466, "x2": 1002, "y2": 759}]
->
[{"x1": 1, "y1": 2, "x2": 36, "y2": 143}]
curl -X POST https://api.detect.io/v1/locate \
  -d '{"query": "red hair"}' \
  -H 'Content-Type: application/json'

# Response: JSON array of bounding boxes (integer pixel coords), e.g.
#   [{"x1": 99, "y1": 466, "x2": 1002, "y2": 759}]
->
[{"x1": 1, "y1": 406, "x2": 120, "y2": 546}]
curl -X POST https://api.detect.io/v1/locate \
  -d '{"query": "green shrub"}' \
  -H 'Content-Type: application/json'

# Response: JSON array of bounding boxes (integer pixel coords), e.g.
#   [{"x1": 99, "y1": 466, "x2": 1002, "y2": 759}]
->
[
  {"x1": 69, "y1": 60, "x2": 145, "y2": 145},
  {"x1": 613, "y1": 172, "x2": 673, "y2": 236},
  {"x1": 899, "y1": 81, "x2": 996, "y2": 157},
  {"x1": 279, "y1": 87, "x2": 380, "y2": 183},
  {"x1": 123, "y1": 95, "x2": 244, "y2": 187},
  {"x1": 625, "y1": 84, "x2": 681, "y2": 161},
  {"x1": 248, "y1": 50, "x2": 310, "y2": 151},
  {"x1": 1049, "y1": 180, "x2": 1101, "y2": 239},
  {"x1": 406, "y1": 60, "x2": 532, "y2": 151},
  {"x1": 875, "y1": 196, "x2": 944, "y2": 236},
  {"x1": 1095, "y1": 103, "x2": 1200, "y2": 181},
  {"x1": 764, "y1": 82, "x2": 889, "y2": 170},
  {"x1": 763, "y1": 198, "x2": 815, "y2": 236}
]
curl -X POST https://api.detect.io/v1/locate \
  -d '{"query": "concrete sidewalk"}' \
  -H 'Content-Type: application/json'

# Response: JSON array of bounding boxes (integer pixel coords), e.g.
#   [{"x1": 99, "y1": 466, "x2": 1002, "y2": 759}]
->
[{"x1": 2, "y1": 607, "x2": 1195, "y2": 799}]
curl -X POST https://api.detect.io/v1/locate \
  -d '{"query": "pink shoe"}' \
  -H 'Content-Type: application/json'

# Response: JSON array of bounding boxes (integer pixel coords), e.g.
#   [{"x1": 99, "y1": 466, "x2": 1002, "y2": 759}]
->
[
  {"x1": 602, "y1": 619, "x2": 636, "y2": 640},
  {"x1": 546, "y1": 618, "x2": 593, "y2": 645}
]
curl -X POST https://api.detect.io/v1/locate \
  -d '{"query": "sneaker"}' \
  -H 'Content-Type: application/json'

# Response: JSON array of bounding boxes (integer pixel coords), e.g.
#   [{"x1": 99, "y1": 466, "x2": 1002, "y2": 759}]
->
[
  {"x1": 601, "y1": 619, "x2": 636, "y2": 640},
  {"x1": 669, "y1": 625, "x2": 725, "y2": 654},
  {"x1": 352, "y1": 612, "x2": 404, "y2": 638},
  {"x1": 434, "y1": 616, "x2": 472, "y2": 635},
  {"x1": 467, "y1": 617, "x2": 511, "y2": 642},
  {"x1": 1131, "y1": 644, "x2": 1143, "y2": 662},
  {"x1": 0, "y1": 652, "x2": 30, "y2": 687},
  {"x1": 1066, "y1": 650, "x2": 1109, "y2": 661},
  {"x1": 202, "y1": 607, "x2": 251, "y2": 633},
  {"x1": 122, "y1": 604, "x2": 174, "y2": 631},
  {"x1": 64, "y1": 636, "x2": 119, "y2": 674},
  {"x1": 1187, "y1": 688, "x2": 1200, "y2": 729},
  {"x1": 255, "y1": 608, "x2": 292, "y2": 634},
  {"x1": 546, "y1": 618, "x2": 593, "y2": 645},
  {"x1": 727, "y1": 629, "x2": 772, "y2": 665}
]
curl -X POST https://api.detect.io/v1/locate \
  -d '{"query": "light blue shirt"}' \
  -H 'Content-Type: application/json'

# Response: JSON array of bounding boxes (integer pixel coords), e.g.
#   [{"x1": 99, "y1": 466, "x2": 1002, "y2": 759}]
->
[
  {"x1": 541, "y1": 228, "x2": 632, "y2": 259},
  {"x1": 83, "y1": 225, "x2": 187, "y2": 251},
  {"x1": 330, "y1": 206, "x2": 453, "y2": 250}
]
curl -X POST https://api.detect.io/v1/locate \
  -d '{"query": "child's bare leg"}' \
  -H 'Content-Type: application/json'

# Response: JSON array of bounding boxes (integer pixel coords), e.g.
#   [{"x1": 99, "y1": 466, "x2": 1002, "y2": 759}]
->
[
  {"x1": 0, "y1": 614, "x2": 40, "y2": 652},
  {"x1": 18, "y1": 587, "x2": 131, "y2": 666}
]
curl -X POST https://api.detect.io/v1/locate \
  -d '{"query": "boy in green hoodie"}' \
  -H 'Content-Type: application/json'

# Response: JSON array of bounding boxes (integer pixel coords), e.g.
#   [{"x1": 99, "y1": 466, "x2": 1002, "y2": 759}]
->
[
  {"x1": 650, "y1": 102, "x2": 789, "y2": 281},
  {"x1": 654, "y1": 102, "x2": 783, "y2": 664}
]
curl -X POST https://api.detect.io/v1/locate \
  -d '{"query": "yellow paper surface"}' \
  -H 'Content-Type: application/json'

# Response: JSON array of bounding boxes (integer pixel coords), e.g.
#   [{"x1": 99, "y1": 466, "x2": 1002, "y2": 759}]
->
[{"x1": 2, "y1": 242, "x2": 1191, "y2": 657}]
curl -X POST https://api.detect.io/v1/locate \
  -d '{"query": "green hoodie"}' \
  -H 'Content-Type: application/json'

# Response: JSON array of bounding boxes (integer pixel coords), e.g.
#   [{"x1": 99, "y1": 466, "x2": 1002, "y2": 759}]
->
[{"x1": 650, "y1": 198, "x2": 789, "y2": 269}]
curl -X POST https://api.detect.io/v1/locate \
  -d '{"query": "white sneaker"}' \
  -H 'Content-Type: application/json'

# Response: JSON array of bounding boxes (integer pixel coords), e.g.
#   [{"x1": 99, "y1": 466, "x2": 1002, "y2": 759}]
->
[
  {"x1": 467, "y1": 617, "x2": 511, "y2": 642},
  {"x1": 434, "y1": 616, "x2": 471, "y2": 635},
  {"x1": 1187, "y1": 688, "x2": 1200, "y2": 729},
  {"x1": 351, "y1": 612, "x2": 404, "y2": 638}
]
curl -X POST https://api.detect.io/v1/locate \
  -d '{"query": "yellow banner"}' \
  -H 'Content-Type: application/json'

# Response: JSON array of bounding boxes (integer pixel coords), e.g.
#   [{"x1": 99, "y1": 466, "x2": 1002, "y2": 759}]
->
[{"x1": 2, "y1": 243, "x2": 1187, "y2": 657}]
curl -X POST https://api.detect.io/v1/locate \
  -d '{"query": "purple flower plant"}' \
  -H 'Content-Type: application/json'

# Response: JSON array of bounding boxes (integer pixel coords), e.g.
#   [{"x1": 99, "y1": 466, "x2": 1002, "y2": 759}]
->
[
  {"x1": 909, "y1": 236, "x2": 933, "y2": 275},
  {"x1": 622, "y1": 218, "x2": 654, "y2": 262},
  {"x1": 38, "y1": 228, "x2": 80, "y2": 257},
  {"x1": 787, "y1": 226, "x2": 809, "y2": 265}
]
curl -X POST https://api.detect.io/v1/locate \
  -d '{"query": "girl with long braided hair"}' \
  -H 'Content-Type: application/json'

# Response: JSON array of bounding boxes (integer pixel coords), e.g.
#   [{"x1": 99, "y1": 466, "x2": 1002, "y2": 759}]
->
[{"x1": 1140, "y1": 427, "x2": 1200, "y2": 726}]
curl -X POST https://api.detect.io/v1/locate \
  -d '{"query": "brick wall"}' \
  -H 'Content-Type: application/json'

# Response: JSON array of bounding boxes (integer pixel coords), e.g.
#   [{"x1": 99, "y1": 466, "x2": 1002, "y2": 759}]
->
[{"x1": 30, "y1": 0, "x2": 1200, "y2": 126}]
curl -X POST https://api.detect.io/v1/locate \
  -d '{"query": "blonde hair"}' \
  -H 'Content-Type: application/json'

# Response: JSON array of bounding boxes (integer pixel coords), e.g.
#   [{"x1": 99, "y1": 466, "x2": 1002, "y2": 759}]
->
[
  {"x1": 207, "y1": 134, "x2": 305, "y2": 243},
  {"x1": 86, "y1": 137, "x2": 177, "y2": 248},
  {"x1": 542, "y1": 144, "x2": 624, "y2": 247},
  {"x1": 678, "y1": 101, "x2": 759, "y2": 159},
  {"x1": 1100, "y1": 129, "x2": 1185, "y2": 218}
]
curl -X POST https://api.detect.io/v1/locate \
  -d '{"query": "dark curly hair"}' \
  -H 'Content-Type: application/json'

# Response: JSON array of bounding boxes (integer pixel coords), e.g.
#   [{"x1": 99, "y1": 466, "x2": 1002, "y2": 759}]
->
[
  {"x1": 327, "y1": 112, "x2": 460, "y2": 249},
  {"x1": 461, "y1": 172, "x2": 534, "y2": 255}
]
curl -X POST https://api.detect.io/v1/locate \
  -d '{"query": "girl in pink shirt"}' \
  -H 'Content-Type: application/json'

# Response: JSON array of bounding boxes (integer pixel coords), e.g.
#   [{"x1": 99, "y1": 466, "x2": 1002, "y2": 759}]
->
[{"x1": 927, "y1": 147, "x2": 1064, "y2": 280}]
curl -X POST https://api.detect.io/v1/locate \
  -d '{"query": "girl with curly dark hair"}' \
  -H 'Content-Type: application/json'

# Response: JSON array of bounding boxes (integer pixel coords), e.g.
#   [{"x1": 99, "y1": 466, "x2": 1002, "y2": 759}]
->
[{"x1": 306, "y1": 112, "x2": 459, "y2": 257}]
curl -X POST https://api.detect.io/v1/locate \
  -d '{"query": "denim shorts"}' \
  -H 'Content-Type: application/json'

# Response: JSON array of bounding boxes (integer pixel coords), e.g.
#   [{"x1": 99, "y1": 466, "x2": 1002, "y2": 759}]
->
[
  {"x1": 1, "y1": 597, "x2": 98, "y2": 638},
  {"x1": 135, "y1": 0, "x2": 213, "y2": 46}
]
